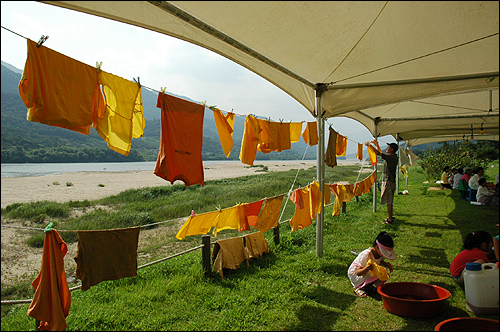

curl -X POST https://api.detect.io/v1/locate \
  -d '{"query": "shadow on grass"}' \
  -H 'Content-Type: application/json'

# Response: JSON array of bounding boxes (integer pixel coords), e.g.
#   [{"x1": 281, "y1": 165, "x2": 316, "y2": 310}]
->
[{"x1": 408, "y1": 246, "x2": 450, "y2": 269}]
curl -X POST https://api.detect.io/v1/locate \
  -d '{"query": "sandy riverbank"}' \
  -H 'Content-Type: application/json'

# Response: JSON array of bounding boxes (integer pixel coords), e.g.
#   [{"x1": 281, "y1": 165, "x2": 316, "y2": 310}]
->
[{"x1": 1, "y1": 160, "x2": 364, "y2": 208}]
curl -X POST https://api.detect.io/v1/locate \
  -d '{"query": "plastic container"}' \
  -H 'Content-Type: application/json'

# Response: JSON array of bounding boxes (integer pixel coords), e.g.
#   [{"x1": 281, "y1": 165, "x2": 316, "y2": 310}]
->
[
  {"x1": 434, "y1": 317, "x2": 499, "y2": 331},
  {"x1": 463, "y1": 262, "x2": 499, "y2": 315}
]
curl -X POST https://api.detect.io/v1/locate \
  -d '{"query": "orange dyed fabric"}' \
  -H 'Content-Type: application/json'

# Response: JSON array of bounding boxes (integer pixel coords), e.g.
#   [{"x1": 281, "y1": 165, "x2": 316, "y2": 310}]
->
[
  {"x1": 213, "y1": 108, "x2": 235, "y2": 158},
  {"x1": 239, "y1": 114, "x2": 261, "y2": 165},
  {"x1": 330, "y1": 183, "x2": 355, "y2": 216},
  {"x1": 356, "y1": 143, "x2": 363, "y2": 161},
  {"x1": 253, "y1": 195, "x2": 284, "y2": 232},
  {"x1": 246, "y1": 199, "x2": 264, "y2": 227},
  {"x1": 27, "y1": 230, "x2": 71, "y2": 331},
  {"x1": 154, "y1": 93, "x2": 205, "y2": 187},
  {"x1": 367, "y1": 146, "x2": 378, "y2": 167},
  {"x1": 19, "y1": 39, "x2": 98, "y2": 135},
  {"x1": 289, "y1": 181, "x2": 322, "y2": 232},
  {"x1": 302, "y1": 121, "x2": 318, "y2": 146},
  {"x1": 336, "y1": 133, "x2": 348, "y2": 156}
]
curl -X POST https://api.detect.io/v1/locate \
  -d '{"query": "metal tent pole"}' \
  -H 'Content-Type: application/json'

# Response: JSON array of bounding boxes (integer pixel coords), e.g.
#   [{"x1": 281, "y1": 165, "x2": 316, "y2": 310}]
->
[
  {"x1": 396, "y1": 135, "x2": 400, "y2": 194},
  {"x1": 373, "y1": 127, "x2": 378, "y2": 213},
  {"x1": 316, "y1": 87, "x2": 325, "y2": 258}
]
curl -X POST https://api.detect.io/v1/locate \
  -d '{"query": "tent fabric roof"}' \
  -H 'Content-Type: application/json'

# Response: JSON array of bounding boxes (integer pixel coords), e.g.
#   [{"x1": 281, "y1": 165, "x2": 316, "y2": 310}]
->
[{"x1": 42, "y1": 1, "x2": 499, "y2": 144}]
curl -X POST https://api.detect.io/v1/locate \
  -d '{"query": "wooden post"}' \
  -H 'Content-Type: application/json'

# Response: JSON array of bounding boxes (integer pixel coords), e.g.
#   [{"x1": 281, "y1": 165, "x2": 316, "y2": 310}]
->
[
  {"x1": 342, "y1": 201, "x2": 347, "y2": 213},
  {"x1": 201, "y1": 235, "x2": 211, "y2": 277},
  {"x1": 273, "y1": 224, "x2": 280, "y2": 245}
]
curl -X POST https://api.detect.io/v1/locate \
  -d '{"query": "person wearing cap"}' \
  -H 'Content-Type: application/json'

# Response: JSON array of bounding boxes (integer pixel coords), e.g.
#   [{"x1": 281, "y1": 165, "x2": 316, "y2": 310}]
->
[
  {"x1": 365, "y1": 141, "x2": 398, "y2": 224},
  {"x1": 348, "y1": 231, "x2": 396, "y2": 297}
]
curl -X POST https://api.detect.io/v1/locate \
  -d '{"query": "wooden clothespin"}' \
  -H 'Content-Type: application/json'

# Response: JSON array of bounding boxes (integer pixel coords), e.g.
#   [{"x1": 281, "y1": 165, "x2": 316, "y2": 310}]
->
[
  {"x1": 36, "y1": 35, "x2": 48, "y2": 48},
  {"x1": 96, "y1": 61, "x2": 103, "y2": 72},
  {"x1": 133, "y1": 76, "x2": 141, "y2": 87},
  {"x1": 161, "y1": 87, "x2": 166, "y2": 95}
]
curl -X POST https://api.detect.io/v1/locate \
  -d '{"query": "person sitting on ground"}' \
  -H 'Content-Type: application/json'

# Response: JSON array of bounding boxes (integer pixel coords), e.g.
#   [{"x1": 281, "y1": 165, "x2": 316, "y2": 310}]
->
[
  {"x1": 477, "y1": 178, "x2": 499, "y2": 206},
  {"x1": 461, "y1": 167, "x2": 473, "y2": 184},
  {"x1": 348, "y1": 231, "x2": 396, "y2": 297},
  {"x1": 448, "y1": 168, "x2": 458, "y2": 189},
  {"x1": 458, "y1": 167, "x2": 473, "y2": 198},
  {"x1": 441, "y1": 166, "x2": 452, "y2": 189},
  {"x1": 468, "y1": 167, "x2": 485, "y2": 191},
  {"x1": 452, "y1": 168, "x2": 463, "y2": 190},
  {"x1": 450, "y1": 231, "x2": 493, "y2": 284}
]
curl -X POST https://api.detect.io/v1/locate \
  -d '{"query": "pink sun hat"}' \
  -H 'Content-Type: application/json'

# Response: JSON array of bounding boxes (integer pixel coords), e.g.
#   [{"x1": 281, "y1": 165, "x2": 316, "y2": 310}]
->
[{"x1": 376, "y1": 240, "x2": 397, "y2": 260}]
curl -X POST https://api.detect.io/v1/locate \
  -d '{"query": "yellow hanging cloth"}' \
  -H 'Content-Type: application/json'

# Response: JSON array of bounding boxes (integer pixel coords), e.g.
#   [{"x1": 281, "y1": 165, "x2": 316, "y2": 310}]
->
[
  {"x1": 290, "y1": 122, "x2": 303, "y2": 143},
  {"x1": 336, "y1": 133, "x2": 348, "y2": 156},
  {"x1": 176, "y1": 210, "x2": 220, "y2": 240},
  {"x1": 356, "y1": 143, "x2": 363, "y2": 161},
  {"x1": 213, "y1": 108, "x2": 235, "y2": 158},
  {"x1": 367, "y1": 146, "x2": 378, "y2": 167},
  {"x1": 239, "y1": 115, "x2": 261, "y2": 165}
]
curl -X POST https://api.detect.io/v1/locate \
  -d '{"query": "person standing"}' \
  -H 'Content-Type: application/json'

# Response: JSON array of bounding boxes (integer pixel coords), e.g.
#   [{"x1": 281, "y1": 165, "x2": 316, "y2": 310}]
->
[{"x1": 365, "y1": 141, "x2": 399, "y2": 224}]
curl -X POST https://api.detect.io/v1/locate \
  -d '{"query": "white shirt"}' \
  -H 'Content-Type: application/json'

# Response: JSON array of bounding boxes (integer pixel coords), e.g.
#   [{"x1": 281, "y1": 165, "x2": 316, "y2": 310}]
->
[
  {"x1": 468, "y1": 174, "x2": 482, "y2": 190},
  {"x1": 452, "y1": 173, "x2": 462, "y2": 190}
]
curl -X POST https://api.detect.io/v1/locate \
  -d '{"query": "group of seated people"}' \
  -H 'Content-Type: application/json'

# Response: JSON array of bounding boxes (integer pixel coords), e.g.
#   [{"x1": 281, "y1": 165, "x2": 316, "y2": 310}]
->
[{"x1": 441, "y1": 166, "x2": 499, "y2": 206}]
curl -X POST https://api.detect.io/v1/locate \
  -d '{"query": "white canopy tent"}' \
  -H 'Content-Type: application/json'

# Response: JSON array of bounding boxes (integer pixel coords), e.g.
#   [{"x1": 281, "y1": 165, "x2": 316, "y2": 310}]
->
[{"x1": 41, "y1": 1, "x2": 499, "y2": 256}]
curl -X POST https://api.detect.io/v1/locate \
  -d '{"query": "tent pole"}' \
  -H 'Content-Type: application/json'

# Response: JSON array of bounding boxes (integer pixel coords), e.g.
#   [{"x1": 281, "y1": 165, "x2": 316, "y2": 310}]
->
[
  {"x1": 316, "y1": 88, "x2": 325, "y2": 258},
  {"x1": 396, "y1": 135, "x2": 400, "y2": 194},
  {"x1": 373, "y1": 127, "x2": 378, "y2": 213}
]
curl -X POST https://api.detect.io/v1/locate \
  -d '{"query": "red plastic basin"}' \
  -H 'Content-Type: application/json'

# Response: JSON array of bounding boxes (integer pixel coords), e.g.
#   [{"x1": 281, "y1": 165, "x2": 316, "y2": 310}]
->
[
  {"x1": 435, "y1": 317, "x2": 499, "y2": 331},
  {"x1": 377, "y1": 282, "x2": 451, "y2": 317}
]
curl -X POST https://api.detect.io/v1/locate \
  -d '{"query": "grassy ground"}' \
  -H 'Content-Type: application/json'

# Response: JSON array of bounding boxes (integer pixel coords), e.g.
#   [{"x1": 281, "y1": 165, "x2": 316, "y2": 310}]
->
[{"x1": 1, "y1": 161, "x2": 499, "y2": 331}]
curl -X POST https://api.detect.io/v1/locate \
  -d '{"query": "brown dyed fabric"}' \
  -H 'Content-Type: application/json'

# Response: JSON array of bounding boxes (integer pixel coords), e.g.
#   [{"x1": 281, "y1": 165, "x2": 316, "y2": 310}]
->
[
  {"x1": 253, "y1": 194, "x2": 284, "y2": 232},
  {"x1": 74, "y1": 227, "x2": 140, "y2": 291},
  {"x1": 27, "y1": 230, "x2": 71, "y2": 331},
  {"x1": 324, "y1": 127, "x2": 337, "y2": 168},
  {"x1": 212, "y1": 237, "x2": 248, "y2": 278},
  {"x1": 243, "y1": 232, "x2": 269, "y2": 259},
  {"x1": 154, "y1": 92, "x2": 205, "y2": 187}
]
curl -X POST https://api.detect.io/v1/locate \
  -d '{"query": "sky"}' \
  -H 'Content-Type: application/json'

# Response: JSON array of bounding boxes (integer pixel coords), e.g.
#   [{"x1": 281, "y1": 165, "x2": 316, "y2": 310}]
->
[{"x1": 1, "y1": 1, "x2": 395, "y2": 152}]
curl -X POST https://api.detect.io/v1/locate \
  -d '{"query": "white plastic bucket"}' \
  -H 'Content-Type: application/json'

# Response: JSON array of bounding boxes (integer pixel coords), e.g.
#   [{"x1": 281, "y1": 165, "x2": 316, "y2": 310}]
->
[{"x1": 463, "y1": 262, "x2": 499, "y2": 315}]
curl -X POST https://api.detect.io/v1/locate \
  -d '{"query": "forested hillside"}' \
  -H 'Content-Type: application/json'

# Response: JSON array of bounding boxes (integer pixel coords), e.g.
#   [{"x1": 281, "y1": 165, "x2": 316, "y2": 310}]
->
[{"x1": 1, "y1": 62, "x2": 316, "y2": 163}]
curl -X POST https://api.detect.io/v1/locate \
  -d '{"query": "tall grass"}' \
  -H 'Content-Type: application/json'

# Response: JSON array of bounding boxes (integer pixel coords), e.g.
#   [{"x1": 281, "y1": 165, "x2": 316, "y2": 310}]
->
[{"x1": 1, "y1": 162, "x2": 499, "y2": 331}]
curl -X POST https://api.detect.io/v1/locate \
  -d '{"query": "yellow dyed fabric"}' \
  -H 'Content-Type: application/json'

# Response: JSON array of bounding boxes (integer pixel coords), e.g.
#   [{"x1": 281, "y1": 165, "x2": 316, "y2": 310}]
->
[
  {"x1": 212, "y1": 237, "x2": 248, "y2": 278},
  {"x1": 290, "y1": 122, "x2": 303, "y2": 143},
  {"x1": 213, "y1": 204, "x2": 248, "y2": 236},
  {"x1": 336, "y1": 133, "x2": 348, "y2": 156},
  {"x1": 253, "y1": 195, "x2": 284, "y2": 232},
  {"x1": 367, "y1": 258, "x2": 390, "y2": 281},
  {"x1": 367, "y1": 146, "x2": 378, "y2": 167},
  {"x1": 93, "y1": 70, "x2": 143, "y2": 156},
  {"x1": 330, "y1": 184, "x2": 355, "y2": 216},
  {"x1": 302, "y1": 121, "x2": 318, "y2": 146},
  {"x1": 175, "y1": 211, "x2": 219, "y2": 240},
  {"x1": 243, "y1": 232, "x2": 269, "y2": 259}
]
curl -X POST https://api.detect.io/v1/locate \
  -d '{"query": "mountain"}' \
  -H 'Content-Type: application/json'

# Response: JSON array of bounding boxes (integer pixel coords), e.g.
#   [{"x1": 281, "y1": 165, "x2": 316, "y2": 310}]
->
[{"x1": 1, "y1": 61, "x2": 316, "y2": 163}]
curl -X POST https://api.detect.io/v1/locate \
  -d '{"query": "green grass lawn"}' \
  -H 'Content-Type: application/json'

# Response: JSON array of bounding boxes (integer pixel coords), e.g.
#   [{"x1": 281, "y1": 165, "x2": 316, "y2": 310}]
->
[{"x1": 1, "y1": 161, "x2": 499, "y2": 331}]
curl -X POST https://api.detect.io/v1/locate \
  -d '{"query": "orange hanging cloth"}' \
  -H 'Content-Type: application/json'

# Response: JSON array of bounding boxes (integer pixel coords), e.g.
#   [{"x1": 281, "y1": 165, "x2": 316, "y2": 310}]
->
[
  {"x1": 246, "y1": 199, "x2": 265, "y2": 227},
  {"x1": 253, "y1": 195, "x2": 284, "y2": 233},
  {"x1": 213, "y1": 108, "x2": 235, "y2": 158},
  {"x1": 27, "y1": 230, "x2": 71, "y2": 331},
  {"x1": 154, "y1": 93, "x2": 205, "y2": 187},
  {"x1": 302, "y1": 121, "x2": 318, "y2": 146},
  {"x1": 336, "y1": 133, "x2": 348, "y2": 156},
  {"x1": 19, "y1": 39, "x2": 98, "y2": 135},
  {"x1": 239, "y1": 114, "x2": 261, "y2": 166},
  {"x1": 356, "y1": 143, "x2": 363, "y2": 161},
  {"x1": 367, "y1": 146, "x2": 378, "y2": 167}
]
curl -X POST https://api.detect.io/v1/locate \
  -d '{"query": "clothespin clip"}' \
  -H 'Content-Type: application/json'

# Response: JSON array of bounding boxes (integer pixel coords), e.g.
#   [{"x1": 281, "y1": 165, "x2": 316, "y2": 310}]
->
[
  {"x1": 44, "y1": 222, "x2": 54, "y2": 233},
  {"x1": 96, "y1": 61, "x2": 103, "y2": 72},
  {"x1": 36, "y1": 35, "x2": 48, "y2": 48},
  {"x1": 160, "y1": 87, "x2": 166, "y2": 95},
  {"x1": 133, "y1": 77, "x2": 141, "y2": 87},
  {"x1": 480, "y1": 123, "x2": 484, "y2": 135},
  {"x1": 190, "y1": 210, "x2": 196, "y2": 218}
]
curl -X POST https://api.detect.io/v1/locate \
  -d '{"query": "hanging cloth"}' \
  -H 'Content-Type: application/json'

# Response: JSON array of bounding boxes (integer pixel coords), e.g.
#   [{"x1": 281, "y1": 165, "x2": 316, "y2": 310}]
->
[
  {"x1": 367, "y1": 146, "x2": 378, "y2": 167},
  {"x1": 213, "y1": 203, "x2": 249, "y2": 236},
  {"x1": 330, "y1": 183, "x2": 355, "y2": 216},
  {"x1": 302, "y1": 121, "x2": 318, "y2": 146},
  {"x1": 243, "y1": 232, "x2": 269, "y2": 259},
  {"x1": 19, "y1": 39, "x2": 98, "y2": 135},
  {"x1": 290, "y1": 122, "x2": 303, "y2": 143},
  {"x1": 74, "y1": 227, "x2": 140, "y2": 291},
  {"x1": 336, "y1": 133, "x2": 348, "y2": 156},
  {"x1": 324, "y1": 127, "x2": 337, "y2": 167},
  {"x1": 92, "y1": 70, "x2": 144, "y2": 156},
  {"x1": 253, "y1": 195, "x2": 284, "y2": 232},
  {"x1": 405, "y1": 147, "x2": 420, "y2": 166},
  {"x1": 132, "y1": 88, "x2": 146, "y2": 139},
  {"x1": 246, "y1": 199, "x2": 265, "y2": 227},
  {"x1": 176, "y1": 210, "x2": 220, "y2": 240},
  {"x1": 239, "y1": 114, "x2": 261, "y2": 165},
  {"x1": 353, "y1": 170, "x2": 377, "y2": 196},
  {"x1": 154, "y1": 92, "x2": 205, "y2": 187},
  {"x1": 213, "y1": 108, "x2": 235, "y2": 158},
  {"x1": 212, "y1": 237, "x2": 248, "y2": 278},
  {"x1": 356, "y1": 143, "x2": 363, "y2": 161},
  {"x1": 27, "y1": 230, "x2": 71, "y2": 331}
]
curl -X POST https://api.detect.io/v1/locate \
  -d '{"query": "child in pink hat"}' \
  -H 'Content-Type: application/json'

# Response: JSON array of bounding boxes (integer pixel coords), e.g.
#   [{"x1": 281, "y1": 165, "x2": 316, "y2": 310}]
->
[{"x1": 348, "y1": 231, "x2": 396, "y2": 297}]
